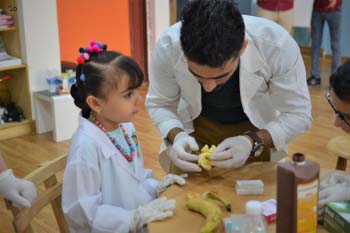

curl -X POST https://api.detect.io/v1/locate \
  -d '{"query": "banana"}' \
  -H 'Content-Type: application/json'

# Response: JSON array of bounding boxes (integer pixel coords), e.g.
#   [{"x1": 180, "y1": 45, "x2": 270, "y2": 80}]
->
[
  {"x1": 198, "y1": 145, "x2": 216, "y2": 171},
  {"x1": 203, "y1": 191, "x2": 232, "y2": 212},
  {"x1": 186, "y1": 192, "x2": 222, "y2": 233}
]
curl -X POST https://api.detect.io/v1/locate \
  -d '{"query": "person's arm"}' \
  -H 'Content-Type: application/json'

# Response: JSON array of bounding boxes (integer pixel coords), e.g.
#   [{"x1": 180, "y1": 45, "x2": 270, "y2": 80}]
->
[
  {"x1": 145, "y1": 31, "x2": 184, "y2": 140},
  {"x1": 63, "y1": 154, "x2": 175, "y2": 233},
  {"x1": 63, "y1": 161, "x2": 134, "y2": 232},
  {"x1": 262, "y1": 32, "x2": 312, "y2": 152}
]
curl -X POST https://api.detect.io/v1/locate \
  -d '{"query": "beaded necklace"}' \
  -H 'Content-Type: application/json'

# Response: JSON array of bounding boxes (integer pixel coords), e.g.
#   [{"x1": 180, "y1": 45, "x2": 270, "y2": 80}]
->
[{"x1": 89, "y1": 114, "x2": 136, "y2": 162}]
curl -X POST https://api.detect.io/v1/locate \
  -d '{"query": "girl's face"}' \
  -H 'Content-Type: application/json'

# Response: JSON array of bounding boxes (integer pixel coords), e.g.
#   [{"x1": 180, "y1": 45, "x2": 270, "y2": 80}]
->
[{"x1": 94, "y1": 74, "x2": 143, "y2": 129}]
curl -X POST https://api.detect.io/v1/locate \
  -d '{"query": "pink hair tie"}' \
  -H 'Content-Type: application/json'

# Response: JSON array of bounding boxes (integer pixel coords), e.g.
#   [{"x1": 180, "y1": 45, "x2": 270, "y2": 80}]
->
[{"x1": 76, "y1": 41, "x2": 107, "y2": 64}]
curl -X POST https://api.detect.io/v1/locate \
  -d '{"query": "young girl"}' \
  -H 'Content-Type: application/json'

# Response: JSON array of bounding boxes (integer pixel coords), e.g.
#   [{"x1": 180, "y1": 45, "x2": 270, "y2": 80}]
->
[{"x1": 62, "y1": 41, "x2": 185, "y2": 233}]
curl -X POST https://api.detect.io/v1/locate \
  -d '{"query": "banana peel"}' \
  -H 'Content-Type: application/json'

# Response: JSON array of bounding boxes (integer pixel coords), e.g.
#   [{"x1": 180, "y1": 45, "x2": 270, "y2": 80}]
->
[
  {"x1": 186, "y1": 192, "x2": 222, "y2": 233},
  {"x1": 203, "y1": 191, "x2": 231, "y2": 212},
  {"x1": 198, "y1": 145, "x2": 216, "y2": 171}
]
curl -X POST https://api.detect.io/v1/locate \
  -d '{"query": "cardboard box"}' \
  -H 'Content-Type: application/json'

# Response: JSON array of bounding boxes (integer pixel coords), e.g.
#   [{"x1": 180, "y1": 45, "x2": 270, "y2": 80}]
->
[{"x1": 324, "y1": 201, "x2": 350, "y2": 233}]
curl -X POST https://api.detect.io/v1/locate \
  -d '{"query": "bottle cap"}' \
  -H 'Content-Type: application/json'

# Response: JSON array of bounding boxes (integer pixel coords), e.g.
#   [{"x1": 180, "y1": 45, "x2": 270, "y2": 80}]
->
[
  {"x1": 292, "y1": 153, "x2": 306, "y2": 165},
  {"x1": 292, "y1": 153, "x2": 305, "y2": 162},
  {"x1": 245, "y1": 200, "x2": 262, "y2": 216}
]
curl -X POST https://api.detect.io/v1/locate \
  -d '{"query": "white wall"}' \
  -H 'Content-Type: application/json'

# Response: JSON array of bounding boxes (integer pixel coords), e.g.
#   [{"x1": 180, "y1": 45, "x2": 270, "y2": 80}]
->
[
  {"x1": 17, "y1": 0, "x2": 61, "y2": 118},
  {"x1": 146, "y1": 0, "x2": 170, "y2": 71},
  {"x1": 154, "y1": 0, "x2": 170, "y2": 43}
]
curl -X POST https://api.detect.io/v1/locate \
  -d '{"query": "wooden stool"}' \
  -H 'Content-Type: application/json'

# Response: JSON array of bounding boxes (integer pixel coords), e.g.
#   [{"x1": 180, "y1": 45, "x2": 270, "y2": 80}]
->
[{"x1": 327, "y1": 135, "x2": 350, "y2": 171}]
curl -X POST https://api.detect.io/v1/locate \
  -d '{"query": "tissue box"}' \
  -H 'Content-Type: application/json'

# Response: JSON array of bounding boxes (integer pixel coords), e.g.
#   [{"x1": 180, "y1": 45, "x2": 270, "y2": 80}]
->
[{"x1": 324, "y1": 201, "x2": 350, "y2": 233}]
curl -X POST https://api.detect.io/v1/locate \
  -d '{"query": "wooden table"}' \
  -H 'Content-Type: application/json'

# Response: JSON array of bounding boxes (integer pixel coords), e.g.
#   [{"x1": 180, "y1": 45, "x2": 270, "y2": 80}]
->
[{"x1": 149, "y1": 162, "x2": 330, "y2": 233}]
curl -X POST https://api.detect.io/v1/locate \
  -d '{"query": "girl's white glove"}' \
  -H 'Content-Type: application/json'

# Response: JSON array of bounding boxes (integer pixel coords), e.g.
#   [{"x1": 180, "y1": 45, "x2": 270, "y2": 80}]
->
[
  {"x1": 157, "y1": 174, "x2": 187, "y2": 195},
  {"x1": 0, "y1": 169, "x2": 37, "y2": 208},
  {"x1": 130, "y1": 197, "x2": 176, "y2": 232}
]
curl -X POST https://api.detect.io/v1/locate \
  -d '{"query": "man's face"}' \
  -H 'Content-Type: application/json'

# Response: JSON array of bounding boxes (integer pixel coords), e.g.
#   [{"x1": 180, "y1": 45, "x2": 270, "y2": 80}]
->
[
  {"x1": 187, "y1": 57, "x2": 239, "y2": 92},
  {"x1": 329, "y1": 91, "x2": 350, "y2": 133},
  {"x1": 187, "y1": 39, "x2": 248, "y2": 93}
]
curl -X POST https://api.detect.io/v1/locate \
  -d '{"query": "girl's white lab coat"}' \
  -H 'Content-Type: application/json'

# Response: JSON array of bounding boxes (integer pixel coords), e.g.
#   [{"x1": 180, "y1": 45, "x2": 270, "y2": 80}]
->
[
  {"x1": 62, "y1": 115, "x2": 159, "y2": 233},
  {"x1": 145, "y1": 15, "x2": 312, "y2": 171}
]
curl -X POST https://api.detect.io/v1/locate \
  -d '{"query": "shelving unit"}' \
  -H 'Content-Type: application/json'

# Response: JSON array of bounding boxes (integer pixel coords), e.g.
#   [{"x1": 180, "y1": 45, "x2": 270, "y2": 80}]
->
[{"x1": 0, "y1": 0, "x2": 33, "y2": 140}]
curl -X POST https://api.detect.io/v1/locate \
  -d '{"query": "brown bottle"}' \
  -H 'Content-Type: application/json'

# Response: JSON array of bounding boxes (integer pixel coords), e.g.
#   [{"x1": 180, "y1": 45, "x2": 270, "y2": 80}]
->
[{"x1": 277, "y1": 153, "x2": 319, "y2": 233}]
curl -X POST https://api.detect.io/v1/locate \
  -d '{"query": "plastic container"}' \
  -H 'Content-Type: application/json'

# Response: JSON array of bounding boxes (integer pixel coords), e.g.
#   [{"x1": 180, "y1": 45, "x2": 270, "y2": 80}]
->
[
  {"x1": 241, "y1": 200, "x2": 266, "y2": 233},
  {"x1": 276, "y1": 153, "x2": 319, "y2": 233}
]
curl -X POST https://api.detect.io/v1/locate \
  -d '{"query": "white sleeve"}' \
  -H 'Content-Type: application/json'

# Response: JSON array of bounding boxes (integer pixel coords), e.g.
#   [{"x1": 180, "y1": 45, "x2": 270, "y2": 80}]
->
[
  {"x1": 145, "y1": 38, "x2": 185, "y2": 138},
  {"x1": 142, "y1": 169, "x2": 160, "y2": 198},
  {"x1": 62, "y1": 161, "x2": 133, "y2": 233},
  {"x1": 264, "y1": 35, "x2": 312, "y2": 151}
]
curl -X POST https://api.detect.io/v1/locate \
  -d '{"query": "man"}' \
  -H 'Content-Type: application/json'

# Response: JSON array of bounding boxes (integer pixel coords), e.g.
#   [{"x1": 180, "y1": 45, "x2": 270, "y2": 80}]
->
[
  {"x1": 318, "y1": 61, "x2": 350, "y2": 216},
  {"x1": 146, "y1": 0, "x2": 311, "y2": 173},
  {"x1": 307, "y1": 0, "x2": 342, "y2": 86},
  {"x1": 0, "y1": 152, "x2": 36, "y2": 207}
]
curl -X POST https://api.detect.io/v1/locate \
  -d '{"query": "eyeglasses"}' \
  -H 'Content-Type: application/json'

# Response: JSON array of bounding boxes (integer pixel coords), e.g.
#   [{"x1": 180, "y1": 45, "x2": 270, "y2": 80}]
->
[{"x1": 326, "y1": 92, "x2": 350, "y2": 128}]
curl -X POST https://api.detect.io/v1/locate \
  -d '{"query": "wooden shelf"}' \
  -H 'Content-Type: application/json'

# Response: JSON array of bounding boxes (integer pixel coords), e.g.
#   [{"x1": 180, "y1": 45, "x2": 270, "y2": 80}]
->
[
  {"x1": 0, "y1": 0, "x2": 34, "y2": 140},
  {"x1": 0, "y1": 119, "x2": 34, "y2": 140},
  {"x1": 0, "y1": 26, "x2": 16, "y2": 32},
  {"x1": 0, "y1": 64, "x2": 26, "y2": 72}
]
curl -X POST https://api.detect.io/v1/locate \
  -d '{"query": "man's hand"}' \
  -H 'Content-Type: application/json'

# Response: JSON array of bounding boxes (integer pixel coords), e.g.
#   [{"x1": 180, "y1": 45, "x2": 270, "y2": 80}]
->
[
  {"x1": 169, "y1": 132, "x2": 201, "y2": 172},
  {"x1": 210, "y1": 136, "x2": 252, "y2": 169}
]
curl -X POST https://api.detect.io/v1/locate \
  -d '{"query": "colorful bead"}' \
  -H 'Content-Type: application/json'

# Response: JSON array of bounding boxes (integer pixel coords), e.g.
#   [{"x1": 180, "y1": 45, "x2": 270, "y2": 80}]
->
[{"x1": 90, "y1": 113, "x2": 136, "y2": 162}]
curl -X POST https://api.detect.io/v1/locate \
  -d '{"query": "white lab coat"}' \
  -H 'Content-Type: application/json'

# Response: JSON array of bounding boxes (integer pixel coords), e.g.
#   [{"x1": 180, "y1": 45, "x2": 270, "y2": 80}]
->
[
  {"x1": 145, "y1": 15, "x2": 312, "y2": 171},
  {"x1": 62, "y1": 115, "x2": 159, "y2": 233}
]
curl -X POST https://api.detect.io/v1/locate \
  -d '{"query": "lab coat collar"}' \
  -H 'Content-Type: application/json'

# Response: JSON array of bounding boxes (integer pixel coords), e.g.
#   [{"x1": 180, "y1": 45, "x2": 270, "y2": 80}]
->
[
  {"x1": 78, "y1": 115, "x2": 145, "y2": 181},
  {"x1": 78, "y1": 114, "x2": 117, "y2": 159}
]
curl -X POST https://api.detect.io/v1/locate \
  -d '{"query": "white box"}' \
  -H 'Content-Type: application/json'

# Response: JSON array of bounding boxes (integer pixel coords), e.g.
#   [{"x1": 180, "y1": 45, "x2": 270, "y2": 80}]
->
[{"x1": 34, "y1": 90, "x2": 80, "y2": 142}]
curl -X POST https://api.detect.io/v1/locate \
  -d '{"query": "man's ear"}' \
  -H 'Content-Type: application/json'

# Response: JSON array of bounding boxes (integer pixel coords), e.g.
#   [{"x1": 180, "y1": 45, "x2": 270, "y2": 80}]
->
[
  {"x1": 240, "y1": 39, "x2": 248, "y2": 56},
  {"x1": 86, "y1": 95, "x2": 102, "y2": 114}
]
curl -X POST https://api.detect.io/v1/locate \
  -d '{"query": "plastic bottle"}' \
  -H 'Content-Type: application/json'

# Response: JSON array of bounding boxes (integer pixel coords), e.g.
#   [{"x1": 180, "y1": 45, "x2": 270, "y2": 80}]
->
[
  {"x1": 241, "y1": 200, "x2": 266, "y2": 233},
  {"x1": 276, "y1": 153, "x2": 319, "y2": 233}
]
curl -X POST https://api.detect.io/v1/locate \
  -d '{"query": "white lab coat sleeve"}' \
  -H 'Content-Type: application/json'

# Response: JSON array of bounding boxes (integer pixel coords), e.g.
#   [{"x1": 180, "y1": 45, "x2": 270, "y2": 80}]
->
[
  {"x1": 62, "y1": 161, "x2": 133, "y2": 233},
  {"x1": 264, "y1": 34, "x2": 312, "y2": 151},
  {"x1": 143, "y1": 169, "x2": 160, "y2": 198},
  {"x1": 136, "y1": 142, "x2": 159, "y2": 198},
  {"x1": 145, "y1": 37, "x2": 185, "y2": 138}
]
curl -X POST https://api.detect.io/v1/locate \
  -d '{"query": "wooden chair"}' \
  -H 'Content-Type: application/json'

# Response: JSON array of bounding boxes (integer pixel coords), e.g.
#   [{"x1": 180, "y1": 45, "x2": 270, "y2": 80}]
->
[
  {"x1": 4, "y1": 154, "x2": 69, "y2": 233},
  {"x1": 327, "y1": 135, "x2": 350, "y2": 171}
]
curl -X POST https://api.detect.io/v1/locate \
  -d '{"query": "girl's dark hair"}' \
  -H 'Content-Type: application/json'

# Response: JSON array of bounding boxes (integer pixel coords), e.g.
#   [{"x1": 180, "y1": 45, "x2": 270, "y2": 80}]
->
[
  {"x1": 330, "y1": 60, "x2": 350, "y2": 102},
  {"x1": 71, "y1": 50, "x2": 144, "y2": 118},
  {"x1": 180, "y1": 0, "x2": 245, "y2": 67}
]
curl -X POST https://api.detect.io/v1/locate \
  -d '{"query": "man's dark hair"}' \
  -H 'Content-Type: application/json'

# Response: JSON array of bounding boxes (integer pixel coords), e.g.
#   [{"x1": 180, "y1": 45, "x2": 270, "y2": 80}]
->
[
  {"x1": 180, "y1": 0, "x2": 245, "y2": 67},
  {"x1": 330, "y1": 60, "x2": 350, "y2": 101}
]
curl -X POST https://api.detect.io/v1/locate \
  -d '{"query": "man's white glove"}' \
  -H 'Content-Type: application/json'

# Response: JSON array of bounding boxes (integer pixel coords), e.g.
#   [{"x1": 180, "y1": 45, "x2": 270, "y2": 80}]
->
[
  {"x1": 318, "y1": 185, "x2": 350, "y2": 218},
  {"x1": 210, "y1": 136, "x2": 252, "y2": 169},
  {"x1": 169, "y1": 132, "x2": 201, "y2": 172},
  {"x1": 0, "y1": 169, "x2": 37, "y2": 208},
  {"x1": 157, "y1": 174, "x2": 187, "y2": 195},
  {"x1": 320, "y1": 172, "x2": 350, "y2": 190},
  {"x1": 130, "y1": 197, "x2": 176, "y2": 232}
]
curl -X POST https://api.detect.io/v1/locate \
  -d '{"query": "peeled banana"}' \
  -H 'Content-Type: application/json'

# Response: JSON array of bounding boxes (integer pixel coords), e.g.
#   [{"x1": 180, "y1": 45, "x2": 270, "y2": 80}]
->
[
  {"x1": 203, "y1": 191, "x2": 231, "y2": 212},
  {"x1": 186, "y1": 192, "x2": 222, "y2": 233},
  {"x1": 198, "y1": 145, "x2": 216, "y2": 170}
]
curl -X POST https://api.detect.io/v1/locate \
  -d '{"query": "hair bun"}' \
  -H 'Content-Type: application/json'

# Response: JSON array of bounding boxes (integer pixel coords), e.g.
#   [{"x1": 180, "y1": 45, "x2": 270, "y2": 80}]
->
[{"x1": 70, "y1": 84, "x2": 85, "y2": 109}]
